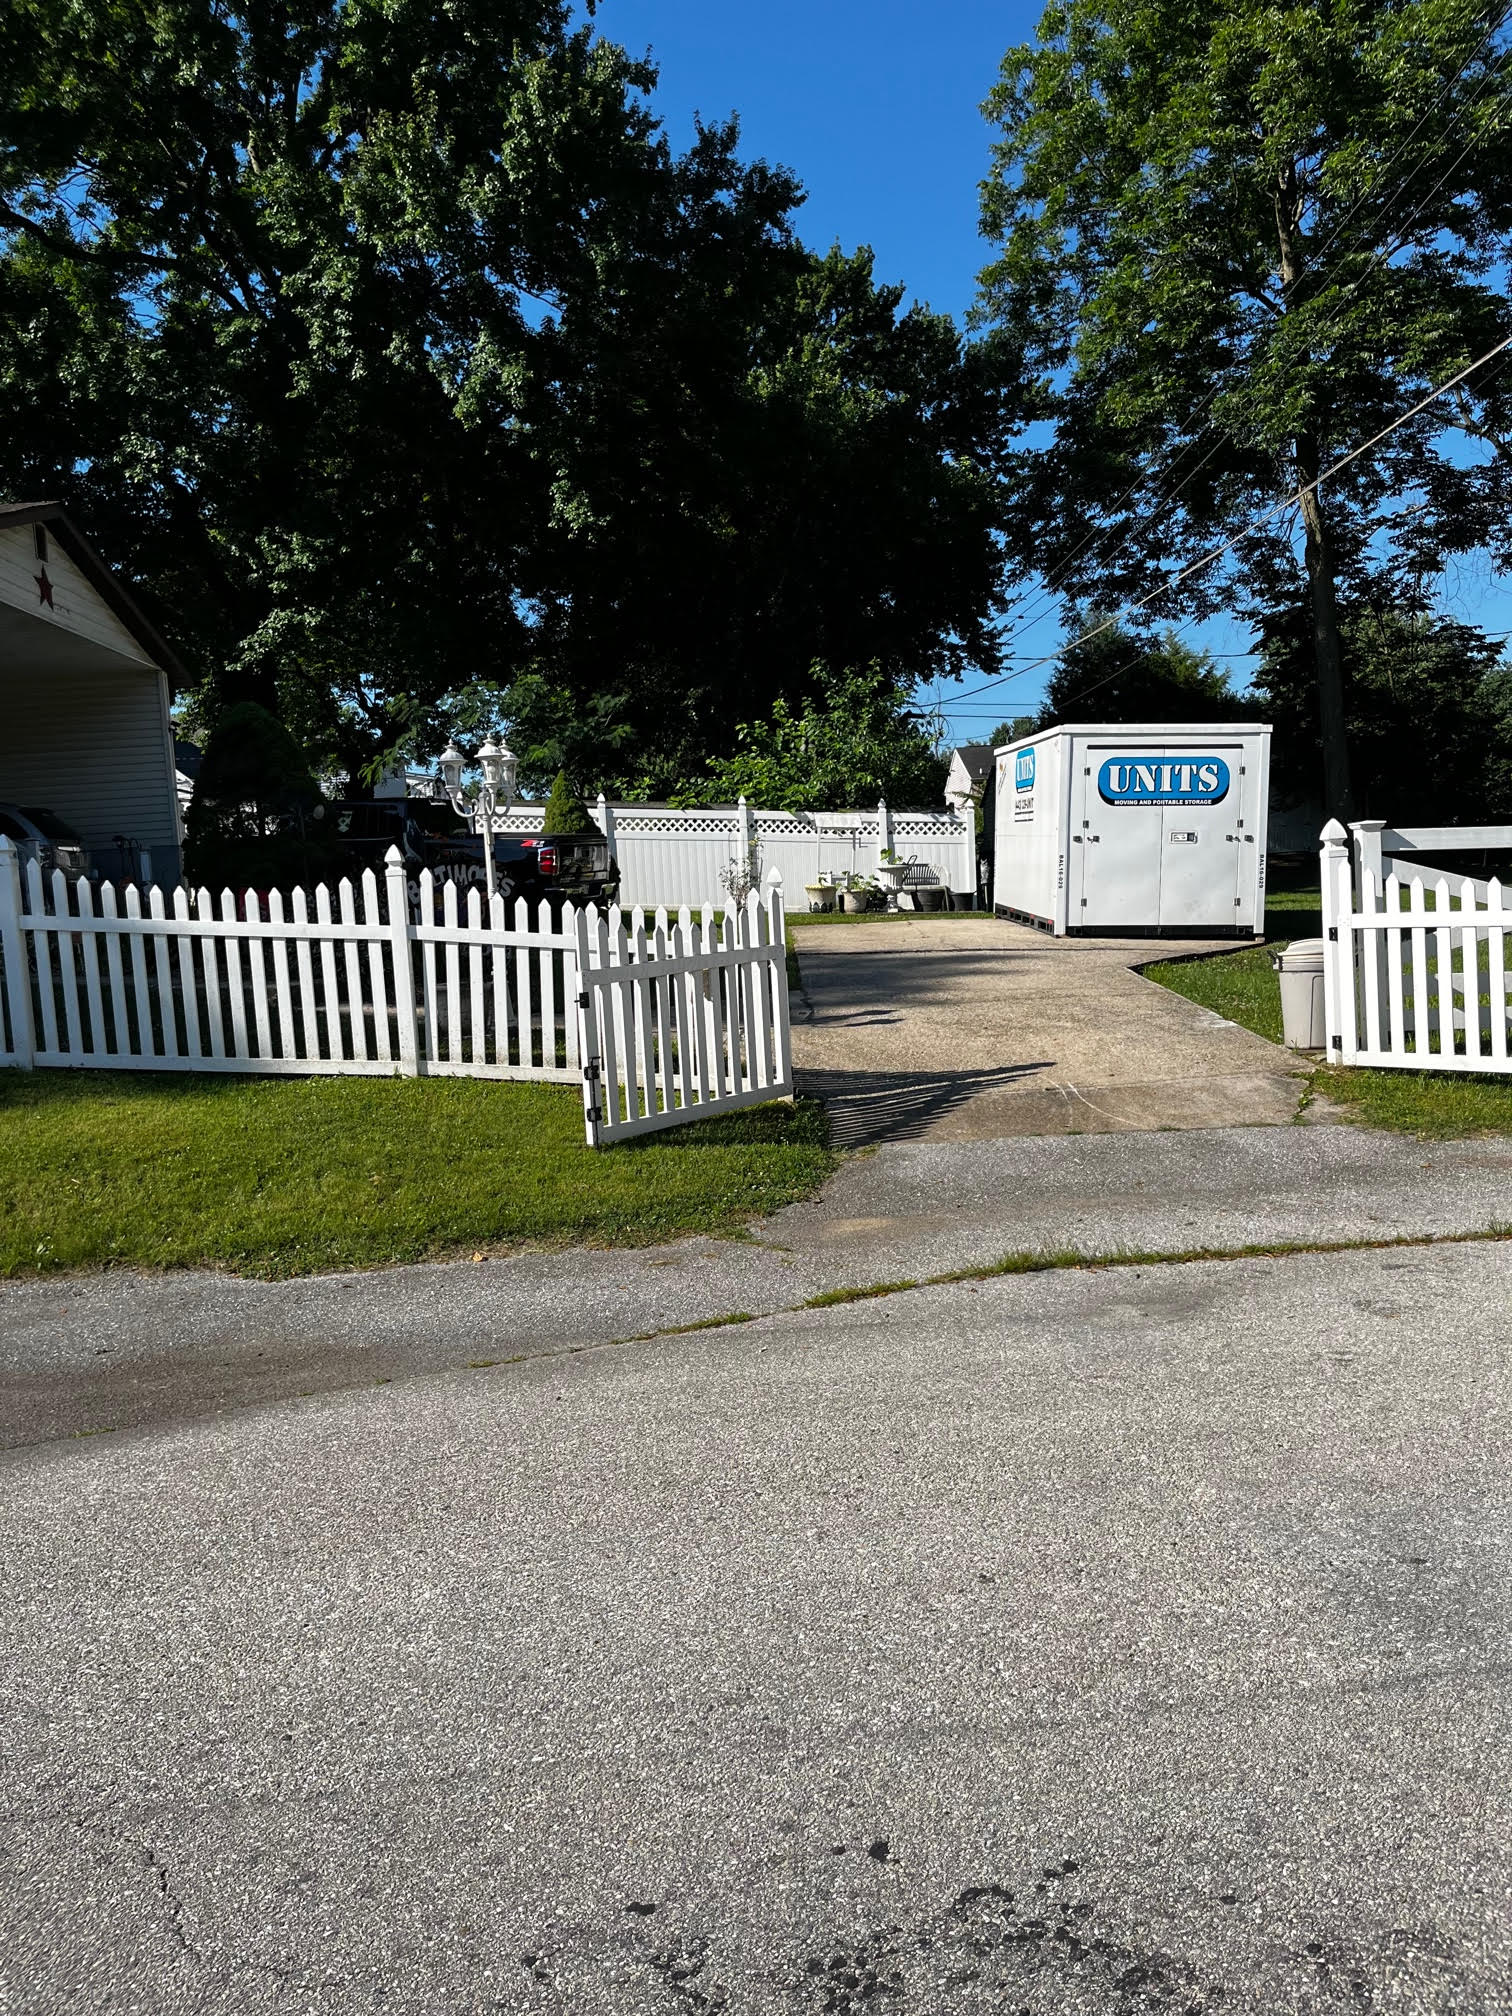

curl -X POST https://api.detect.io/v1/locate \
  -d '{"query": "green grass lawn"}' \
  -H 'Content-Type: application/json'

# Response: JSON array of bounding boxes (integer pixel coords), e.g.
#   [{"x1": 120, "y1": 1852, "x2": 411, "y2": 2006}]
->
[
  {"x1": 0, "y1": 1071, "x2": 834, "y2": 1279},
  {"x1": 1145, "y1": 887, "x2": 1512, "y2": 1138}
]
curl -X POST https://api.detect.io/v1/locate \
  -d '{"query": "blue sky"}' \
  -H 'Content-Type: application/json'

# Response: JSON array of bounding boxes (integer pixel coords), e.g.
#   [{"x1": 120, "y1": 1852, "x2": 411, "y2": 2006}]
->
[{"x1": 597, "y1": 0, "x2": 1512, "y2": 749}]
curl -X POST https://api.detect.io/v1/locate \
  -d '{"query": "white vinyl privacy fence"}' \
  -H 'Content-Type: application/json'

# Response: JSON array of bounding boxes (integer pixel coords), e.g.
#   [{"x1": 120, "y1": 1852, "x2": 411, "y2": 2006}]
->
[
  {"x1": 489, "y1": 796, "x2": 977, "y2": 910},
  {"x1": 1321, "y1": 817, "x2": 1512, "y2": 1073},
  {"x1": 0, "y1": 838, "x2": 792, "y2": 1145}
]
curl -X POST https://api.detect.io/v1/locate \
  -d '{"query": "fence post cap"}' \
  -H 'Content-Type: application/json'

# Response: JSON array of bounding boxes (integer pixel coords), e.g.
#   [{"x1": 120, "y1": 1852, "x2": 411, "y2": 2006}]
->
[
  {"x1": 1320, "y1": 819, "x2": 1348, "y2": 844},
  {"x1": 765, "y1": 864, "x2": 783, "y2": 887},
  {"x1": 1352, "y1": 818, "x2": 1388, "y2": 831},
  {"x1": 0, "y1": 833, "x2": 13, "y2": 856},
  {"x1": 383, "y1": 843, "x2": 404, "y2": 865}
]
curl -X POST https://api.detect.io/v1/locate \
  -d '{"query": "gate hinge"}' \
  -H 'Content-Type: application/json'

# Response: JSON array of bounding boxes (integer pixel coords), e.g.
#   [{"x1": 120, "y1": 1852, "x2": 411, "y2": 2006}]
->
[
  {"x1": 1331, "y1": 1035, "x2": 1342, "y2": 1051},
  {"x1": 576, "y1": 991, "x2": 590, "y2": 1010},
  {"x1": 583, "y1": 1059, "x2": 601, "y2": 1084},
  {"x1": 1327, "y1": 927, "x2": 1338, "y2": 941}
]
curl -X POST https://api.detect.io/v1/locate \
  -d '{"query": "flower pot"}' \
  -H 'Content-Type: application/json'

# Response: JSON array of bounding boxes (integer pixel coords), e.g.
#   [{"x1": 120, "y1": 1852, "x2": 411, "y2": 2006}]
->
[
  {"x1": 841, "y1": 889, "x2": 869, "y2": 914},
  {"x1": 915, "y1": 886, "x2": 945, "y2": 913},
  {"x1": 805, "y1": 883, "x2": 836, "y2": 913}
]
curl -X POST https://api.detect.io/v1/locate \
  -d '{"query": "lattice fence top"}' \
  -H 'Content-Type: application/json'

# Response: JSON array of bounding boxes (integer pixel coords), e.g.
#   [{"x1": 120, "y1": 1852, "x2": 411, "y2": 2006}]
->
[{"x1": 488, "y1": 800, "x2": 965, "y2": 832}]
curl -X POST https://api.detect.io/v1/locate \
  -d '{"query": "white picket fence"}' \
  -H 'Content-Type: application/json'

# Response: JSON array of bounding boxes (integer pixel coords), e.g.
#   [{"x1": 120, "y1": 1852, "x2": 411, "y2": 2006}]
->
[
  {"x1": 1321, "y1": 817, "x2": 1512, "y2": 1073},
  {"x1": 575, "y1": 885, "x2": 792, "y2": 1146},
  {"x1": 0, "y1": 838, "x2": 794, "y2": 1145}
]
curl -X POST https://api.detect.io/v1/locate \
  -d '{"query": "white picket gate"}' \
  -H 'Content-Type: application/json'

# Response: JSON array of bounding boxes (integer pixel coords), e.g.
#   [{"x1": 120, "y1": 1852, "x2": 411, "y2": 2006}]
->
[
  {"x1": 0, "y1": 837, "x2": 796, "y2": 1144},
  {"x1": 574, "y1": 880, "x2": 793, "y2": 1144},
  {"x1": 1321, "y1": 817, "x2": 1512, "y2": 1072}
]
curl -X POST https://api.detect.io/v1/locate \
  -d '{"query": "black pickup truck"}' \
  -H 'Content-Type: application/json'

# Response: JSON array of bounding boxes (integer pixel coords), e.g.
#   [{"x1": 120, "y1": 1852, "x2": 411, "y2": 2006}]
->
[{"x1": 324, "y1": 800, "x2": 619, "y2": 908}]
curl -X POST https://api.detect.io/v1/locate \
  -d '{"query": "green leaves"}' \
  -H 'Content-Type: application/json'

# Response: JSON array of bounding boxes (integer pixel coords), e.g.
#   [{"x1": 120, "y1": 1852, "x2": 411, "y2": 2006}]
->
[
  {"x1": 976, "y1": 0, "x2": 1512, "y2": 808},
  {"x1": 1, "y1": 0, "x2": 1006, "y2": 799},
  {"x1": 667, "y1": 665, "x2": 949, "y2": 814}
]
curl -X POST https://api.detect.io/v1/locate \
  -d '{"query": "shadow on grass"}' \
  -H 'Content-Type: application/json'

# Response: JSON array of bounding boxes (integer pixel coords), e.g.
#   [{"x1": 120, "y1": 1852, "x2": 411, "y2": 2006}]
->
[{"x1": 620, "y1": 1096, "x2": 831, "y2": 1152}]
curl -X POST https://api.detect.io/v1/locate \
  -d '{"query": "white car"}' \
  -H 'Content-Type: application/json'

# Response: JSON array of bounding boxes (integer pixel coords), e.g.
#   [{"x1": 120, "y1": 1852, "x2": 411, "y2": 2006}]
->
[{"x1": 0, "y1": 804, "x2": 92, "y2": 882}]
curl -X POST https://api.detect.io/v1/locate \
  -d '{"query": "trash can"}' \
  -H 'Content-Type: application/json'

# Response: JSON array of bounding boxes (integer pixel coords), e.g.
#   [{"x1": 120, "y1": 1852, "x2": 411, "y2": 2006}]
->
[{"x1": 1274, "y1": 937, "x2": 1327, "y2": 1049}]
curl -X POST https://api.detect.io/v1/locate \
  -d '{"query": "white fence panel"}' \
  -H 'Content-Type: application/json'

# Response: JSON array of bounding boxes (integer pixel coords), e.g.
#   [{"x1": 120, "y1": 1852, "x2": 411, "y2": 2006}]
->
[
  {"x1": 1, "y1": 837, "x2": 794, "y2": 1147},
  {"x1": 574, "y1": 880, "x2": 793, "y2": 1144},
  {"x1": 494, "y1": 795, "x2": 976, "y2": 909},
  {"x1": 1321, "y1": 818, "x2": 1512, "y2": 1073},
  {"x1": 0, "y1": 838, "x2": 579, "y2": 1082}
]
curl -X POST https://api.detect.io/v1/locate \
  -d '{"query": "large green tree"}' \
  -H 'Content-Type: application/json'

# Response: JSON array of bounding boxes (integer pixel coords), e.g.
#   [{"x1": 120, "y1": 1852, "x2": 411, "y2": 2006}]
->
[
  {"x1": 1251, "y1": 599, "x2": 1512, "y2": 819},
  {"x1": 0, "y1": 0, "x2": 1006, "y2": 793},
  {"x1": 977, "y1": 0, "x2": 1512, "y2": 818},
  {"x1": 1035, "y1": 621, "x2": 1241, "y2": 727},
  {"x1": 666, "y1": 665, "x2": 949, "y2": 812}
]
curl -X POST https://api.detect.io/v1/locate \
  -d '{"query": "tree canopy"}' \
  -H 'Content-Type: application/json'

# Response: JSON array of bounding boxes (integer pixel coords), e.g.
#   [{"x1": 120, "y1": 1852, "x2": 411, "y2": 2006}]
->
[
  {"x1": 1035, "y1": 623, "x2": 1241, "y2": 728},
  {"x1": 667, "y1": 666, "x2": 949, "y2": 812},
  {"x1": 1251, "y1": 600, "x2": 1512, "y2": 820},
  {"x1": 0, "y1": 0, "x2": 1007, "y2": 793},
  {"x1": 976, "y1": 0, "x2": 1512, "y2": 817}
]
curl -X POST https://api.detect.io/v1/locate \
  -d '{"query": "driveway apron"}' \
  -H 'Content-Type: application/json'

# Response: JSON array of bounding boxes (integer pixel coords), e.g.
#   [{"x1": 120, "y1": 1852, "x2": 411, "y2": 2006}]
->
[{"x1": 789, "y1": 916, "x2": 1304, "y2": 1143}]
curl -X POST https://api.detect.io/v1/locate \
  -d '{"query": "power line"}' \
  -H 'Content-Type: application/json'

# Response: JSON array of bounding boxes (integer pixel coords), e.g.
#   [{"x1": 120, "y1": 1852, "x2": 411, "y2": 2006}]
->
[
  {"x1": 978, "y1": 17, "x2": 1512, "y2": 676},
  {"x1": 948, "y1": 332, "x2": 1512, "y2": 713}
]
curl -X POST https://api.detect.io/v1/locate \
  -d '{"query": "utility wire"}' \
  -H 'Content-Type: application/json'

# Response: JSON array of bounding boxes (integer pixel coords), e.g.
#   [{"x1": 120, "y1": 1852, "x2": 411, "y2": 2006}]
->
[
  {"x1": 945, "y1": 331, "x2": 1512, "y2": 715},
  {"x1": 978, "y1": 17, "x2": 1512, "y2": 675}
]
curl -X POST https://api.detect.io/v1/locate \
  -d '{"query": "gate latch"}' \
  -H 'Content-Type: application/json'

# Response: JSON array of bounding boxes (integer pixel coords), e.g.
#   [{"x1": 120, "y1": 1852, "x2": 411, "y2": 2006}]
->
[{"x1": 1327, "y1": 927, "x2": 1338, "y2": 941}]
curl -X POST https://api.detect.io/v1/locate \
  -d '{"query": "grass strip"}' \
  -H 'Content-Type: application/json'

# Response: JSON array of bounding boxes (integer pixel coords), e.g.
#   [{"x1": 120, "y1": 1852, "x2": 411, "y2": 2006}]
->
[
  {"x1": 1144, "y1": 891, "x2": 1512, "y2": 1138},
  {"x1": 804, "y1": 1279, "x2": 918, "y2": 1307},
  {"x1": 0, "y1": 1071, "x2": 836, "y2": 1280}
]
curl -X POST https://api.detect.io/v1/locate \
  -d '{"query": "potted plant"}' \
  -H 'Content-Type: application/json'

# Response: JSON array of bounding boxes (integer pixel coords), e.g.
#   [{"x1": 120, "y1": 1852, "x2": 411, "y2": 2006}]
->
[
  {"x1": 804, "y1": 872, "x2": 836, "y2": 913},
  {"x1": 841, "y1": 872, "x2": 874, "y2": 914},
  {"x1": 875, "y1": 848, "x2": 909, "y2": 898}
]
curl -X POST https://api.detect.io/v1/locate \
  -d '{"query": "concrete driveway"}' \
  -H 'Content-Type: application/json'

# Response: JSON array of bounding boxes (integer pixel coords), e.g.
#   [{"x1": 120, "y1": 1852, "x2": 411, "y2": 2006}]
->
[
  {"x1": 4, "y1": 1238, "x2": 1511, "y2": 2014},
  {"x1": 789, "y1": 916, "x2": 1304, "y2": 1143}
]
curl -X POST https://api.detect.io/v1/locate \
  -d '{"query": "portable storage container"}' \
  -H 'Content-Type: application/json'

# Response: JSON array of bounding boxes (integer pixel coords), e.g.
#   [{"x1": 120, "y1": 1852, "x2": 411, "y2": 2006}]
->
[{"x1": 992, "y1": 723, "x2": 1271, "y2": 936}]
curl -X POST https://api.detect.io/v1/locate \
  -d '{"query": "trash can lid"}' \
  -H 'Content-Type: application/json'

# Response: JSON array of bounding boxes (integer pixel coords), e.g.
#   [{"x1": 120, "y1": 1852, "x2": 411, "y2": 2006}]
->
[{"x1": 1275, "y1": 936, "x2": 1326, "y2": 970}]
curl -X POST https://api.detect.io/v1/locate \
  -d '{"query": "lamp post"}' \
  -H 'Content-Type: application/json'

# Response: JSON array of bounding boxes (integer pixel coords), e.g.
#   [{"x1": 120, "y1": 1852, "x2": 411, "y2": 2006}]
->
[{"x1": 438, "y1": 735, "x2": 518, "y2": 903}]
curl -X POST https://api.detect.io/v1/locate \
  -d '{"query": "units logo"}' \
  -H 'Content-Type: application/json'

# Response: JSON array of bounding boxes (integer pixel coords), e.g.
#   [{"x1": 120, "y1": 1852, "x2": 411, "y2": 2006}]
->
[
  {"x1": 1014, "y1": 747, "x2": 1036, "y2": 791},
  {"x1": 1097, "y1": 756, "x2": 1230, "y2": 806}
]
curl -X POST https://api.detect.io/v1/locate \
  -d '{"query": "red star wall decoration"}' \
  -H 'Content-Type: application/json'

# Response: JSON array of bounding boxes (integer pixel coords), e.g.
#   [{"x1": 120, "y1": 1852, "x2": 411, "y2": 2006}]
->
[{"x1": 35, "y1": 567, "x2": 54, "y2": 609}]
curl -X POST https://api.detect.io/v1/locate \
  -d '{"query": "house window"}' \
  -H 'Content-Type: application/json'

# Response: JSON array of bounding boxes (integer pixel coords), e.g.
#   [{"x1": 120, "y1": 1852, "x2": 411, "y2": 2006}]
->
[{"x1": 33, "y1": 525, "x2": 48, "y2": 563}]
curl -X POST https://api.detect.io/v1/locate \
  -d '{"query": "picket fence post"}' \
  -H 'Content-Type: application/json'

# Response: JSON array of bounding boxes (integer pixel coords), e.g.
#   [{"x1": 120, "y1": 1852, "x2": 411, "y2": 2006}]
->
[
  {"x1": 574, "y1": 905, "x2": 603, "y2": 1147},
  {"x1": 1320, "y1": 818, "x2": 1357, "y2": 1063},
  {"x1": 765, "y1": 867, "x2": 792, "y2": 1093},
  {"x1": 0, "y1": 836, "x2": 36, "y2": 1067},
  {"x1": 877, "y1": 797, "x2": 892, "y2": 871},
  {"x1": 384, "y1": 846, "x2": 420, "y2": 1076}
]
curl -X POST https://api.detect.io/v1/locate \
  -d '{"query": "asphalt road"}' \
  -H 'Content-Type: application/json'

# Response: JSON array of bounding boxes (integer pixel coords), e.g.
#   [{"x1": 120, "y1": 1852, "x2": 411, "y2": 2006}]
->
[
  {"x1": 4, "y1": 1238, "x2": 1510, "y2": 2014},
  {"x1": 6, "y1": 1125, "x2": 1512, "y2": 1450}
]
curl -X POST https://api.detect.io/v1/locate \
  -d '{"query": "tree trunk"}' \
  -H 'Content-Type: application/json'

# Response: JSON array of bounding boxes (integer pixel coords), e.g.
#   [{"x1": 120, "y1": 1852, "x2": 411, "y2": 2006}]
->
[
  {"x1": 1276, "y1": 164, "x2": 1355, "y2": 821},
  {"x1": 1295, "y1": 438, "x2": 1354, "y2": 819}
]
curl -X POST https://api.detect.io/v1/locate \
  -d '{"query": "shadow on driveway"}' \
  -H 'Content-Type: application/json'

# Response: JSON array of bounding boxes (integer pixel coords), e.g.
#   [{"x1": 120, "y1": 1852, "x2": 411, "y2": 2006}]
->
[{"x1": 796, "y1": 1062, "x2": 1053, "y2": 1147}]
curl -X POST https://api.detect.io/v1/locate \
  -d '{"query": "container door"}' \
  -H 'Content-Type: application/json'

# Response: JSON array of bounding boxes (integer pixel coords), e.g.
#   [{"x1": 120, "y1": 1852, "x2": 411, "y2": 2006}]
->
[
  {"x1": 1155, "y1": 746, "x2": 1244, "y2": 928},
  {"x1": 1075, "y1": 753, "x2": 1162, "y2": 928}
]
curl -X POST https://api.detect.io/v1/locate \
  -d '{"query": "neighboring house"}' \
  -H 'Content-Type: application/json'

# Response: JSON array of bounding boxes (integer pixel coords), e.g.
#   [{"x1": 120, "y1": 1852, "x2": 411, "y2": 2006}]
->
[
  {"x1": 945, "y1": 743, "x2": 994, "y2": 812},
  {"x1": 1, "y1": 501, "x2": 185, "y2": 886},
  {"x1": 175, "y1": 736, "x2": 203, "y2": 819}
]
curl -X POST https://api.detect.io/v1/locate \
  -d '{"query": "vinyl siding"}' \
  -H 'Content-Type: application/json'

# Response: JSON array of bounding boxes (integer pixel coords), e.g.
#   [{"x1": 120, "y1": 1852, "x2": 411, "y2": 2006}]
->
[
  {"x1": 1, "y1": 660, "x2": 181, "y2": 859},
  {"x1": 0, "y1": 525, "x2": 154, "y2": 665}
]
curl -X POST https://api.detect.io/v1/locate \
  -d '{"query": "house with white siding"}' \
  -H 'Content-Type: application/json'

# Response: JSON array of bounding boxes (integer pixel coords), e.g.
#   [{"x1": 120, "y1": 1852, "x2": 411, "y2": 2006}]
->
[{"x1": 0, "y1": 502, "x2": 184, "y2": 885}]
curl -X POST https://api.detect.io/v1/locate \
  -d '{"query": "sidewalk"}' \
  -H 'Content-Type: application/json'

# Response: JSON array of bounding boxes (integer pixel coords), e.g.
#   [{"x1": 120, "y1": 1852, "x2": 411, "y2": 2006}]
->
[{"x1": 5, "y1": 1125, "x2": 1509, "y2": 1449}]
